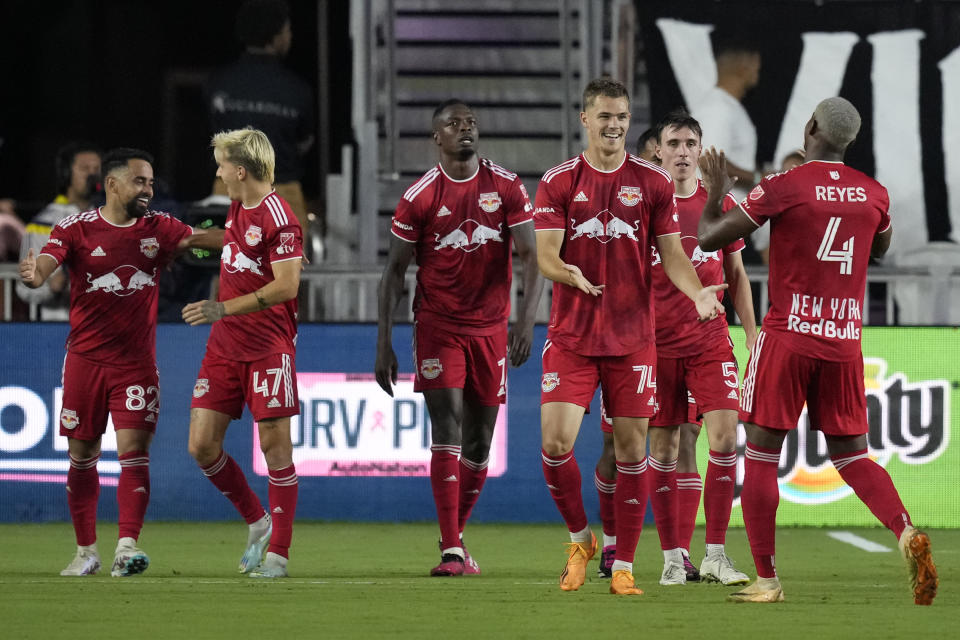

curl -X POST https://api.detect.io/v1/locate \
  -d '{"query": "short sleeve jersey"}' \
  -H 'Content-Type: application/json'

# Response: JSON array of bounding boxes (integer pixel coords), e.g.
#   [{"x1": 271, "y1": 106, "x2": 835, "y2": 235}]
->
[
  {"x1": 205, "y1": 192, "x2": 303, "y2": 361},
  {"x1": 41, "y1": 208, "x2": 192, "y2": 367},
  {"x1": 534, "y1": 153, "x2": 680, "y2": 356},
  {"x1": 740, "y1": 161, "x2": 891, "y2": 360},
  {"x1": 652, "y1": 182, "x2": 744, "y2": 357},
  {"x1": 391, "y1": 158, "x2": 534, "y2": 336}
]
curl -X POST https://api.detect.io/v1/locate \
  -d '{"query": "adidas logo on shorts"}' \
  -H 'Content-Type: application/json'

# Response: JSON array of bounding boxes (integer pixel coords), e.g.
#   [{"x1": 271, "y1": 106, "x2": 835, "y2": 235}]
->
[{"x1": 266, "y1": 397, "x2": 280, "y2": 408}]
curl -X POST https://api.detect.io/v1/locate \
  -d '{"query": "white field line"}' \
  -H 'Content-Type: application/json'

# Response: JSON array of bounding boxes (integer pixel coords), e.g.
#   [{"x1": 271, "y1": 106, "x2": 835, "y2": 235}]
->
[{"x1": 827, "y1": 531, "x2": 893, "y2": 553}]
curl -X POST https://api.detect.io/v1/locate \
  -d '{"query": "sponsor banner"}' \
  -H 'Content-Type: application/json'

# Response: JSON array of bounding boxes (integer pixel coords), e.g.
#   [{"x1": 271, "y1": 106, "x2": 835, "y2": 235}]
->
[{"x1": 251, "y1": 373, "x2": 507, "y2": 477}]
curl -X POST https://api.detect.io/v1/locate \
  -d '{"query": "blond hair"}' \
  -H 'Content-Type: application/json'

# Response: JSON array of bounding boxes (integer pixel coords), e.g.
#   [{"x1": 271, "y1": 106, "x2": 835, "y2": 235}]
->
[
  {"x1": 813, "y1": 97, "x2": 861, "y2": 151},
  {"x1": 211, "y1": 128, "x2": 276, "y2": 184}
]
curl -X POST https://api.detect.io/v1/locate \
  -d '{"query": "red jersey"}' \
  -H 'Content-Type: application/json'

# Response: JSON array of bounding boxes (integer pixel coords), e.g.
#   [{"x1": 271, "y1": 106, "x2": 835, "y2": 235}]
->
[
  {"x1": 391, "y1": 158, "x2": 534, "y2": 335},
  {"x1": 652, "y1": 182, "x2": 744, "y2": 357},
  {"x1": 740, "y1": 160, "x2": 891, "y2": 360},
  {"x1": 41, "y1": 208, "x2": 192, "y2": 367},
  {"x1": 205, "y1": 191, "x2": 303, "y2": 361},
  {"x1": 534, "y1": 153, "x2": 679, "y2": 356}
]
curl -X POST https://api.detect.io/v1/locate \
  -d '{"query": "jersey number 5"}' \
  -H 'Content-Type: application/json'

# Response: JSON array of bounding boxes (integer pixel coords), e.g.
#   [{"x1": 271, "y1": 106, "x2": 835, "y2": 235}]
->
[{"x1": 816, "y1": 216, "x2": 854, "y2": 275}]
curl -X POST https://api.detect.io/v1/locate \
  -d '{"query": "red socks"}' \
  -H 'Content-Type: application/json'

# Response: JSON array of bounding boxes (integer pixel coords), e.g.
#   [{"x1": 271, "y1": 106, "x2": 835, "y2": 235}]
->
[
  {"x1": 458, "y1": 456, "x2": 489, "y2": 533},
  {"x1": 704, "y1": 450, "x2": 737, "y2": 545},
  {"x1": 741, "y1": 443, "x2": 781, "y2": 578},
  {"x1": 267, "y1": 464, "x2": 298, "y2": 558},
  {"x1": 542, "y1": 449, "x2": 588, "y2": 533},
  {"x1": 117, "y1": 451, "x2": 150, "y2": 541},
  {"x1": 832, "y1": 450, "x2": 912, "y2": 539},
  {"x1": 200, "y1": 451, "x2": 265, "y2": 524},
  {"x1": 613, "y1": 459, "x2": 648, "y2": 563},
  {"x1": 67, "y1": 453, "x2": 100, "y2": 546},
  {"x1": 649, "y1": 457, "x2": 678, "y2": 550},
  {"x1": 594, "y1": 469, "x2": 617, "y2": 538},
  {"x1": 677, "y1": 472, "x2": 702, "y2": 551},
  {"x1": 431, "y1": 444, "x2": 461, "y2": 549}
]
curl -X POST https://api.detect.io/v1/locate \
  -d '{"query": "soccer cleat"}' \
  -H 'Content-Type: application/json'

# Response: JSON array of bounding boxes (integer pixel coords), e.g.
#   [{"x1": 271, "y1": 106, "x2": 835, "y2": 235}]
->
[
  {"x1": 700, "y1": 552, "x2": 750, "y2": 586},
  {"x1": 597, "y1": 545, "x2": 616, "y2": 578},
  {"x1": 559, "y1": 531, "x2": 598, "y2": 591},
  {"x1": 60, "y1": 548, "x2": 101, "y2": 576},
  {"x1": 430, "y1": 553, "x2": 465, "y2": 576},
  {"x1": 249, "y1": 552, "x2": 288, "y2": 579},
  {"x1": 681, "y1": 551, "x2": 700, "y2": 582},
  {"x1": 239, "y1": 514, "x2": 272, "y2": 574},
  {"x1": 660, "y1": 560, "x2": 687, "y2": 585},
  {"x1": 610, "y1": 569, "x2": 643, "y2": 595},
  {"x1": 111, "y1": 545, "x2": 149, "y2": 577},
  {"x1": 462, "y1": 547, "x2": 481, "y2": 575},
  {"x1": 898, "y1": 527, "x2": 938, "y2": 605},
  {"x1": 727, "y1": 577, "x2": 784, "y2": 603}
]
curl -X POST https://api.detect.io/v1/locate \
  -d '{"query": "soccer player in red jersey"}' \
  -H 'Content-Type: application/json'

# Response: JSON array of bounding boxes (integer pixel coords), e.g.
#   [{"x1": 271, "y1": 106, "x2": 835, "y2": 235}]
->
[
  {"x1": 646, "y1": 109, "x2": 756, "y2": 587},
  {"x1": 19, "y1": 148, "x2": 199, "y2": 577},
  {"x1": 698, "y1": 97, "x2": 938, "y2": 605},
  {"x1": 183, "y1": 128, "x2": 303, "y2": 579},
  {"x1": 376, "y1": 99, "x2": 542, "y2": 576},
  {"x1": 535, "y1": 77, "x2": 726, "y2": 596}
]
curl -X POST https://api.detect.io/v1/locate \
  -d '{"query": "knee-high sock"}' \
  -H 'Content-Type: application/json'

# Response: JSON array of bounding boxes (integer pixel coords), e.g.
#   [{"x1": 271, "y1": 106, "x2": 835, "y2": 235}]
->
[
  {"x1": 200, "y1": 451, "x2": 264, "y2": 524},
  {"x1": 267, "y1": 464, "x2": 298, "y2": 558},
  {"x1": 741, "y1": 443, "x2": 781, "y2": 578},
  {"x1": 430, "y1": 444, "x2": 461, "y2": 549},
  {"x1": 704, "y1": 450, "x2": 737, "y2": 545},
  {"x1": 542, "y1": 449, "x2": 587, "y2": 533},
  {"x1": 117, "y1": 451, "x2": 150, "y2": 541},
  {"x1": 594, "y1": 469, "x2": 617, "y2": 538},
  {"x1": 458, "y1": 456, "x2": 489, "y2": 533},
  {"x1": 67, "y1": 453, "x2": 100, "y2": 547},
  {"x1": 833, "y1": 450, "x2": 912, "y2": 539},
  {"x1": 676, "y1": 472, "x2": 702, "y2": 552},
  {"x1": 613, "y1": 459, "x2": 648, "y2": 563},
  {"x1": 649, "y1": 457, "x2": 678, "y2": 551}
]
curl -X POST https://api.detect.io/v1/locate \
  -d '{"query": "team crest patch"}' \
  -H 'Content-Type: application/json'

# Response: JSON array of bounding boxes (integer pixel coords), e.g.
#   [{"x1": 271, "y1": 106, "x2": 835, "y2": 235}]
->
[
  {"x1": 748, "y1": 184, "x2": 765, "y2": 201},
  {"x1": 139, "y1": 237, "x2": 159, "y2": 259},
  {"x1": 542, "y1": 372, "x2": 559, "y2": 392},
  {"x1": 276, "y1": 232, "x2": 296, "y2": 255},
  {"x1": 420, "y1": 359, "x2": 443, "y2": 380},
  {"x1": 193, "y1": 378, "x2": 209, "y2": 398},
  {"x1": 478, "y1": 192, "x2": 502, "y2": 213},
  {"x1": 244, "y1": 225, "x2": 263, "y2": 246},
  {"x1": 830, "y1": 170, "x2": 840, "y2": 180},
  {"x1": 617, "y1": 186, "x2": 643, "y2": 207},
  {"x1": 60, "y1": 409, "x2": 79, "y2": 430}
]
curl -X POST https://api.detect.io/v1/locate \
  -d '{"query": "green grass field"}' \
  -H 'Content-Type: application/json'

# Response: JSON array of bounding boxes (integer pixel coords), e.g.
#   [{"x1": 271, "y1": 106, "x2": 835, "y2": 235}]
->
[{"x1": 0, "y1": 522, "x2": 952, "y2": 639}]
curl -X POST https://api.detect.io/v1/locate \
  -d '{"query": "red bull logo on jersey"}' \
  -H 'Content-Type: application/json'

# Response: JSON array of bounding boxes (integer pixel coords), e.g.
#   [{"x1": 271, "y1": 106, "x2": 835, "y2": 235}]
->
[
  {"x1": 617, "y1": 186, "x2": 643, "y2": 207},
  {"x1": 682, "y1": 235, "x2": 721, "y2": 266},
  {"x1": 732, "y1": 358, "x2": 949, "y2": 506},
  {"x1": 60, "y1": 408, "x2": 78, "y2": 430},
  {"x1": 478, "y1": 192, "x2": 502, "y2": 213},
  {"x1": 139, "y1": 237, "x2": 159, "y2": 259},
  {"x1": 85, "y1": 266, "x2": 157, "y2": 296},
  {"x1": 570, "y1": 209, "x2": 640, "y2": 243},
  {"x1": 221, "y1": 242, "x2": 264, "y2": 275},
  {"x1": 244, "y1": 225, "x2": 263, "y2": 246},
  {"x1": 433, "y1": 220, "x2": 503, "y2": 252}
]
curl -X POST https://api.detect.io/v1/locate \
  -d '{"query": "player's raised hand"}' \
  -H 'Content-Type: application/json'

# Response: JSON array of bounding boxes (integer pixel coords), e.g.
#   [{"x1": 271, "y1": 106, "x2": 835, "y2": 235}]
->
[
  {"x1": 182, "y1": 300, "x2": 226, "y2": 325},
  {"x1": 563, "y1": 263, "x2": 604, "y2": 296},
  {"x1": 507, "y1": 321, "x2": 534, "y2": 367},
  {"x1": 19, "y1": 248, "x2": 38, "y2": 286},
  {"x1": 699, "y1": 147, "x2": 737, "y2": 197},
  {"x1": 374, "y1": 344, "x2": 399, "y2": 396},
  {"x1": 694, "y1": 283, "x2": 728, "y2": 321}
]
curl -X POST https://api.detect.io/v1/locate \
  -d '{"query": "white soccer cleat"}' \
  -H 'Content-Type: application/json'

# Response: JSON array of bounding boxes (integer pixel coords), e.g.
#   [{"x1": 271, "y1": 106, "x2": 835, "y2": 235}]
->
[
  {"x1": 659, "y1": 560, "x2": 687, "y2": 585},
  {"x1": 111, "y1": 543, "x2": 149, "y2": 577},
  {"x1": 249, "y1": 551, "x2": 288, "y2": 578},
  {"x1": 727, "y1": 576, "x2": 784, "y2": 603},
  {"x1": 60, "y1": 547, "x2": 101, "y2": 576},
  {"x1": 700, "y1": 551, "x2": 750, "y2": 586},
  {"x1": 239, "y1": 513, "x2": 272, "y2": 574}
]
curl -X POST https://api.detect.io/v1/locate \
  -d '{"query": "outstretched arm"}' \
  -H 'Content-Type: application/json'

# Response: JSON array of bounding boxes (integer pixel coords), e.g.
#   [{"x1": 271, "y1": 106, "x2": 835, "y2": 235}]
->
[
  {"x1": 508, "y1": 221, "x2": 544, "y2": 367},
  {"x1": 536, "y1": 228, "x2": 603, "y2": 296},
  {"x1": 181, "y1": 258, "x2": 301, "y2": 324},
  {"x1": 19, "y1": 249, "x2": 59, "y2": 289},
  {"x1": 698, "y1": 147, "x2": 761, "y2": 252},
  {"x1": 375, "y1": 235, "x2": 416, "y2": 396},
  {"x1": 657, "y1": 233, "x2": 727, "y2": 321}
]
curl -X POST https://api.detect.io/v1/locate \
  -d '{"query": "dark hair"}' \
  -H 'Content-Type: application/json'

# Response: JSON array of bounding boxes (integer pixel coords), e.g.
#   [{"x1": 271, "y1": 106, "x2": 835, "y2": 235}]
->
[
  {"x1": 55, "y1": 141, "x2": 101, "y2": 194},
  {"x1": 656, "y1": 108, "x2": 703, "y2": 142},
  {"x1": 236, "y1": 0, "x2": 290, "y2": 48},
  {"x1": 582, "y1": 77, "x2": 630, "y2": 110},
  {"x1": 635, "y1": 127, "x2": 659, "y2": 155},
  {"x1": 101, "y1": 148, "x2": 154, "y2": 178},
  {"x1": 432, "y1": 98, "x2": 471, "y2": 122},
  {"x1": 712, "y1": 32, "x2": 760, "y2": 59}
]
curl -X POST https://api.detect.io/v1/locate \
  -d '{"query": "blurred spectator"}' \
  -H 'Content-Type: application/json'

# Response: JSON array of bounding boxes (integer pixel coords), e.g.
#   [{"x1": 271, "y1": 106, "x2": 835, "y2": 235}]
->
[
  {"x1": 16, "y1": 142, "x2": 101, "y2": 320},
  {"x1": 635, "y1": 126, "x2": 661, "y2": 164},
  {"x1": 780, "y1": 148, "x2": 805, "y2": 172},
  {"x1": 0, "y1": 198, "x2": 24, "y2": 261},
  {"x1": 206, "y1": 0, "x2": 314, "y2": 234}
]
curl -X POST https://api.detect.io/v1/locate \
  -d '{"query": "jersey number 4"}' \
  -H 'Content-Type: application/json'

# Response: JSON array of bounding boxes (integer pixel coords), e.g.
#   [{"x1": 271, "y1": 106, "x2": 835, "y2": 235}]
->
[{"x1": 816, "y1": 216, "x2": 854, "y2": 275}]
